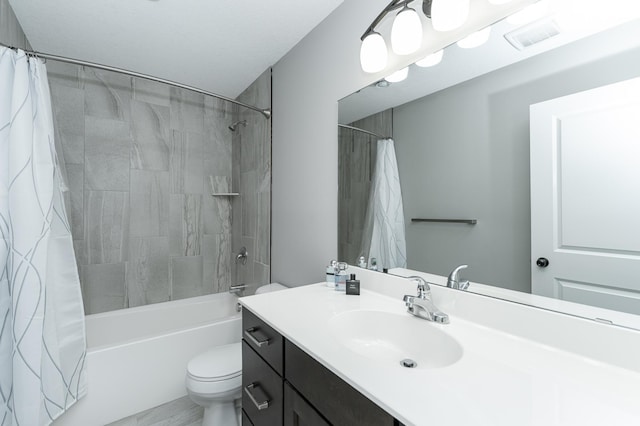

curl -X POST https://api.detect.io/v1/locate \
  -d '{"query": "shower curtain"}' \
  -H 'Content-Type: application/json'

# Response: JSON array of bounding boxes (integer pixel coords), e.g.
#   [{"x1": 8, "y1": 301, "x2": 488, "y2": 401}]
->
[
  {"x1": 360, "y1": 138, "x2": 407, "y2": 270},
  {"x1": 0, "y1": 48, "x2": 86, "y2": 425}
]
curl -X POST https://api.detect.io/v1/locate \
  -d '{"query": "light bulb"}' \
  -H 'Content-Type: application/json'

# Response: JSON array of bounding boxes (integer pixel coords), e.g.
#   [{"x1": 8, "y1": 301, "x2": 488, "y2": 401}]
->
[
  {"x1": 385, "y1": 67, "x2": 409, "y2": 83},
  {"x1": 415, "y1": 49, "x2": 444, "y2": 67},
  {"x1": 391, "y1": 6, "x2": 423, "y2": 55},
  {"x1": 457, "y1": 27, "x2": 492, "y2": 48},
  {"x1": 431, "y1": 0, "x2": 470, "y2": 31},
  {"x1": 488, "y1": 0, "x2": 514, "y2": 4},
  {"x1": 360, "y1": 32, "x2": 388, "y2": 73}
]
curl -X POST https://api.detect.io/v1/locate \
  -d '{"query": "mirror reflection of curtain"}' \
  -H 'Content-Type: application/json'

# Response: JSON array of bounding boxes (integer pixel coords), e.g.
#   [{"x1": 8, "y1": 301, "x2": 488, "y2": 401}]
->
[
  {"x1": 0, "y1": 47, "x2": 87, "y2": 424},
  {"x1": 360, "y1": 139, "x2": 407, "y2": 269}
]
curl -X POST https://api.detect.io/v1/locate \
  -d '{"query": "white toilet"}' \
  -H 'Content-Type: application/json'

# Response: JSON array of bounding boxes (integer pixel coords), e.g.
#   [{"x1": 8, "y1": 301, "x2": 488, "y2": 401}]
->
[{"x1": 186, "y1": 283, "x2": 287, "y2": 426}]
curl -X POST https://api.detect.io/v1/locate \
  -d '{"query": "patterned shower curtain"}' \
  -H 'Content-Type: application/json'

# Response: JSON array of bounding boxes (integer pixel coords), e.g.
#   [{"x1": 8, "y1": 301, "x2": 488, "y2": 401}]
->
[
  {"x1": 0, "y1": 47, "x2": 86, "y2": 425},
  {"x1": 360, "y1": 138, "x2": 407, "y2": 270}
]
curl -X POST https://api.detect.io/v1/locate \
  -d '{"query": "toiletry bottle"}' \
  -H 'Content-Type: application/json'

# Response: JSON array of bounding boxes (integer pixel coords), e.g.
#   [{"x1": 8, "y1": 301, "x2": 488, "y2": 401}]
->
[
  {"x1": 335, "y1": 262, "x2": 348, "y2": 291},
  {"x1": 326, "y1": 260, "x2": 337, "y2": 288},
  {"x1": 369, "y1": 257, "x2": 378, "y2": 271},
  {"x1": 346, "y1": 274, "x2": 360, "y2": 295},
  {"x1": 357, "y1": 256, "x2": 367, "y2": 269}
]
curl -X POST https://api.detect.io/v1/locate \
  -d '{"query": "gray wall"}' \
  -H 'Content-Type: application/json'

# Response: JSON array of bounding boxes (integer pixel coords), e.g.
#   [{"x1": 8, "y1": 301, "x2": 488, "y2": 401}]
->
[
  {"x1": 47, "y1": 61, "x2": 271, "y2": 314},
  {"x1": 338, "y1": 110, "x2": 392, "y2": 264},
  {"x1": 394, "y1": 35, "x2": 640, "y2": 292},
  {"x1": 0, "y1": 0, "x2": 29, "y2": 49}
]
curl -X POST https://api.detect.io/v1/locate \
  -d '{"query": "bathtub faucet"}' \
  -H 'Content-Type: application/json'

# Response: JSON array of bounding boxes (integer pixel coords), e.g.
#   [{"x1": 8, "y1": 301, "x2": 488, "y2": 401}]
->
[
  {"x1": 235, "y1": 247, "x2": 248, "y2": 265},
  {"x1": 229, "y1": 284, "x2": 247, "y2": 296}
]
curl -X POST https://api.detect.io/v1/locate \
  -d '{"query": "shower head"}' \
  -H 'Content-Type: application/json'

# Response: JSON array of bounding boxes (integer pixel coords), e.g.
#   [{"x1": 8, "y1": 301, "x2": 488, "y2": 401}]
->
[{"x1": 228, "y1": 120, "x2": 247, "y2": 132}]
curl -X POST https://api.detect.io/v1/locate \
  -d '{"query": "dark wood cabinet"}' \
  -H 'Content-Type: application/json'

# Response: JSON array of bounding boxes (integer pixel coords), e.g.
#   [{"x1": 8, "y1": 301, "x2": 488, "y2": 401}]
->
[
  {"x1": 284, "y1": 382, "x2": 330, "y2": 426},
  {"x1": 242, "y1": 308, "x2": 403, "y2": 426}
]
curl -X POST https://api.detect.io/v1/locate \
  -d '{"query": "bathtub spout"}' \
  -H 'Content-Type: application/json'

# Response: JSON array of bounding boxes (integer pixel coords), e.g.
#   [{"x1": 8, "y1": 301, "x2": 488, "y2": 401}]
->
[{"x1": 229, "y1": 284, "x2": 247, "y2": 296}]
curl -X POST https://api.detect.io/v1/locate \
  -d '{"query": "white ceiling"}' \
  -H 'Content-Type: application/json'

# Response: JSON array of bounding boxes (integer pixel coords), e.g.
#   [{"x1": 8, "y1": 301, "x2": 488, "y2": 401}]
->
[{"x1": 9, "y1": 0, "x2": 344, "y2": 98}]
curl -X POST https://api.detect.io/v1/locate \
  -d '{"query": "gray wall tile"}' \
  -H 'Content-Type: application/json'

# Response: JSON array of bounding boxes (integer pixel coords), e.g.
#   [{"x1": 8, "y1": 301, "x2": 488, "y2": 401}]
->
[
  {"x1": 81, "y1": 263, "x2": 126, "y2": 314},
  {"x1": 128, "y1": 237, "x2": 170, "y2": 307},
  {"x1": 85, "y1": 117, "x2": 131, "y2": 191},
  {"x1": 81, "y1": 67, "x2": 132, "y2": 122},
  {"x1": 170, "y1": 130, "x2": 204, "y2": 194},
  {"x1": 131, "y1": 100, "x2": 171, "y2": 171},
  {"x1": 49, "y1": 63, "x2": 270, "y2": 313},
  {"x1": 169, "y1": 194, "x2": 201, "y2": 256},
  {"x1": 65, "y1": 164, "x2": 84, "y2": 240},
  {"x1": 170, "y1": 88, "x2": 204, "y2": 134},
  {"x1": 170, "y1": 256, "x2": 204, "y2": 300},
  {"x1": 50, "y1": 83, "x2": 85, "y2": 165},
  {"x1": 84, "y1": 191, "x2": 129, "y2": 264},
  {"x1": 203, "y1": 234, "x2": 231, "y2": 293},
  {"x1": 130, "y1": 169, "x2": 169, "y2": 237},
  {"x1": 133, "y1": 77, "x2": 171, "y2": 107}
]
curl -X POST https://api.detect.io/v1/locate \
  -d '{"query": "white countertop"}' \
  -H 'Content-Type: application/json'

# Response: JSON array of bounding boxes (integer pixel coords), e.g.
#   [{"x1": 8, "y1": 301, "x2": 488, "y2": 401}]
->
[{"x1": 241, "y1": 277, "x2": 640, "y2": 426}]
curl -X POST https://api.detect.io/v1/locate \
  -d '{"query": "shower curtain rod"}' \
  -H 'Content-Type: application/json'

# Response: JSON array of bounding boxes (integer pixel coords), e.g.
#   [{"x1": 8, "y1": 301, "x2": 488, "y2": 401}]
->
[
  {"x1": 1, "y1": 43, "x2": 271, "y2": 119},
  {"x1": 338, "y1": 124, "x2": 389, "y2": 140}
]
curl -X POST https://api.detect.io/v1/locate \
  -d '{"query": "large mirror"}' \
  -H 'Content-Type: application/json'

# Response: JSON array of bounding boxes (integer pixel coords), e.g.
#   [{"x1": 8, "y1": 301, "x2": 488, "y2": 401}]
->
[{"x1": 338, "y1": 4, "x2": 640, "y2": 329}]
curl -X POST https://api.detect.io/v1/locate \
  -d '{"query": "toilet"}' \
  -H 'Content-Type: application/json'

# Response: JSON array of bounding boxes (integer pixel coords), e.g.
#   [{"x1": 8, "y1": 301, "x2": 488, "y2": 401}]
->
[{"x1": 186, "y1": 283, "x2": 287, "y2": 425}]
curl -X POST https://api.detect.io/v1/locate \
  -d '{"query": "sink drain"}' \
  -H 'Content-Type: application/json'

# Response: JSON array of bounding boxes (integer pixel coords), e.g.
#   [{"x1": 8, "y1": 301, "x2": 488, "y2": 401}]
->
[{"x1": 400, "y1": 358, "x2": 417, "y2": 368}]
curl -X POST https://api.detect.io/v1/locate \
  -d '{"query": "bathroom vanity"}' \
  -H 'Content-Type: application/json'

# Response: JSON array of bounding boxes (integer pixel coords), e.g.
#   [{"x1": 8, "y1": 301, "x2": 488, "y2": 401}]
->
[{"x1": 240, "y1": 269, "x2": 640, "y2": 426}]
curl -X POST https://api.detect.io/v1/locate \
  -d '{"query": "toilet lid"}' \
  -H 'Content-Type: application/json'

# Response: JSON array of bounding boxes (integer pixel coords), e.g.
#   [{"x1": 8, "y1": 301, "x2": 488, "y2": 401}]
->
[{"x1": 187, "y1": 342, "x2": 242, "y2": 381}]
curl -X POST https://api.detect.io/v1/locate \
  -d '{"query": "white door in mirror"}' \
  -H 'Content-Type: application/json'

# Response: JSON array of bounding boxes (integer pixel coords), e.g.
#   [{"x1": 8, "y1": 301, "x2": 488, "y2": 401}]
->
[{"x1": 530, "y1": 76, "x2": 640, "y2": 315}]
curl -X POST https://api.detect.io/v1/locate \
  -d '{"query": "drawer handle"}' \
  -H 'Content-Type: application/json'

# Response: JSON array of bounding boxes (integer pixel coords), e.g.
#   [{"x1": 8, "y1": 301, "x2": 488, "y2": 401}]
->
[
  {"x1": 244, "y1": 327, "x2": 270, "y2": 347},
  {"x1": 244, "y1": 383, "x2": 270, "y2": 411}
]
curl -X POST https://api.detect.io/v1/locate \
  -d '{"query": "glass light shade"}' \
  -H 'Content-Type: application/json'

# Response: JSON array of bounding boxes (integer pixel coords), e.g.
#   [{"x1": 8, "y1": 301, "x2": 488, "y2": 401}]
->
[
  {"x1": 360, "y1": 32, "x2": 388, "y2": 73},
  {"x1": 488, "y1": 0, "x2": 514, "y2": 4},
  {"x1": 457, "y1": 27, "x2": 492, "y2": 48},
  {"x1": 415, "y1": 49, "x2": 444, "y2": 67},
  {"x1": 431, "y1": 0, "x2": 470, "y2": 31},
  {"x1": 391, "y1": 7, "x2": 423, "y2": 55},
  {"x1": 385, "y1": 67, "x2": 409, "y2": 83}
]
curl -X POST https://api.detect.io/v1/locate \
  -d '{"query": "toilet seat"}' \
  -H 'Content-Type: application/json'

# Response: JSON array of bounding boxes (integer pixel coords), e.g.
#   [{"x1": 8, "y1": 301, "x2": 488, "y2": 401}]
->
[{"x1": 186, "y1": 342, "x2": 242, "y2": 396}]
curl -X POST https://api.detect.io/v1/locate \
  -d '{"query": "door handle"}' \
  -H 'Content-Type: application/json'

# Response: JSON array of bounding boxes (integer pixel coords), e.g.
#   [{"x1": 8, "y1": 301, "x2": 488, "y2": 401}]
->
[{"x1": 536, "y1": 257, "x2": 549, "y2": 268}]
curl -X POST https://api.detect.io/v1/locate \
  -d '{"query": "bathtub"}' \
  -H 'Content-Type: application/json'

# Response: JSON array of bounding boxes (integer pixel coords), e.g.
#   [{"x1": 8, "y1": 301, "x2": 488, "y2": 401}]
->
[{"x1": 54, "y1": 292, "x2": 241, "y2": 426}]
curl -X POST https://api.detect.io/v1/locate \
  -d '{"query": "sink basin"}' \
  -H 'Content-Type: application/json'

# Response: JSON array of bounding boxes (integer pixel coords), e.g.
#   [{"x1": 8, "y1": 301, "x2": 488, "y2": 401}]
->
[{"x1": 328, "y1": 310, "x2": 463, "y2": 369}]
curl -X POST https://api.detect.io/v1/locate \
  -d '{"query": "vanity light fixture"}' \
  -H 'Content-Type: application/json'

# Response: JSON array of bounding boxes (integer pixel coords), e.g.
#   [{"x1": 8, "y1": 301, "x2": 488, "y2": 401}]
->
[
  {"x1": 391, "y1": 5, "x2": 423, "y2": 55},
  {"x1": 415, "y1": 49, "x2": 444, "y2": 67},
  {"x1": 360, "y1": 0, "x2": 468, "y2": 73},
  {"x1": 385, "y1": 67, "x2": 410, "y2": 82},
  {"x1": 456, "y1": 26, "x2": 492, "y2": 48}
]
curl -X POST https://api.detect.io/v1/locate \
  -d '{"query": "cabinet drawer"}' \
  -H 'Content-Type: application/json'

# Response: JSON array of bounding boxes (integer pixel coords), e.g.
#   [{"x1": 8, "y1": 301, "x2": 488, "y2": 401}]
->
[
  {"x1": 241, "y1": 409, "x2": 253, "y2": 426},
  {"x1": 243, "y1": 308, "x2": 284, "y2": 375},
  {"x1": 284, "y1": 382, "x2": 330, "y2": 426},
  {"x1": 242, "y1": 341, "x2": 283, "y2": 426},
  {"x1": 285, "y1": 339, "x2": 397, "y2": 426}
]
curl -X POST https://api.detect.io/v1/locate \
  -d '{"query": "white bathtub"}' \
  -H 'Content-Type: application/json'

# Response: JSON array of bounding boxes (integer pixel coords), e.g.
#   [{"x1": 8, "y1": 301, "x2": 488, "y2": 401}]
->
[{"x1": 54, "y1": 292, "x2": 242, "y2": 426}]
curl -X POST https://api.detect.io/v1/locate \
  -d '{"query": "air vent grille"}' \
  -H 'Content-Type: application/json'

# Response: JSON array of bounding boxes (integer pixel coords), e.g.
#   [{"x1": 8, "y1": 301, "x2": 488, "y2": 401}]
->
[{"x1": 504, "y1": 18, "x2": 561, "y2": 50}]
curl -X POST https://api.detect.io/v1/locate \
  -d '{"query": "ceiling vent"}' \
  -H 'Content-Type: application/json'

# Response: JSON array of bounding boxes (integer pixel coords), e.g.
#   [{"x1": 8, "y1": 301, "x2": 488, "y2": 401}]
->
[{"x1": 504, "y1": 17, "x2": 561, "y2": 50}]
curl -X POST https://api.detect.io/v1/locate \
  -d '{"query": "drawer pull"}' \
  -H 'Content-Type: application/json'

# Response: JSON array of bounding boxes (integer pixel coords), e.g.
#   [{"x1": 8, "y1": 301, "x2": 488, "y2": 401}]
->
[
  {"x1": 244, "y1": 327, "x2": 270, "y2": 347},
  {"x1": 244, "y1": 383, "x2": 270, "y2": 410}
]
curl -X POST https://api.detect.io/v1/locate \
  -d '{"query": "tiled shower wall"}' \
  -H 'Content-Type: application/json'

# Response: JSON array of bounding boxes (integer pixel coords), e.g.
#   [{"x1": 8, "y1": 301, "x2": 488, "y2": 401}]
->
[
  {"x1": 47, "y1": 61, "x2": 271, "y2": 314},
  {"x1": 338, "y1": 109, "x2": 392, "y2": 265},
  {"x1": 232, "y1": 69, "x2": 271, "y2": 293}
]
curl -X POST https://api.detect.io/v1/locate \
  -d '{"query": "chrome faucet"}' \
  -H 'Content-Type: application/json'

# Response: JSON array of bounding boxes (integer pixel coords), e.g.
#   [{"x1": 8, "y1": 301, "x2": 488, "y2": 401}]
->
[
  {"x1": 402, "y1": 276, "x2": 449, "y2": 324},
  {"x1": 447, "y1": 265, "x2": 470, "y2": 290}
]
